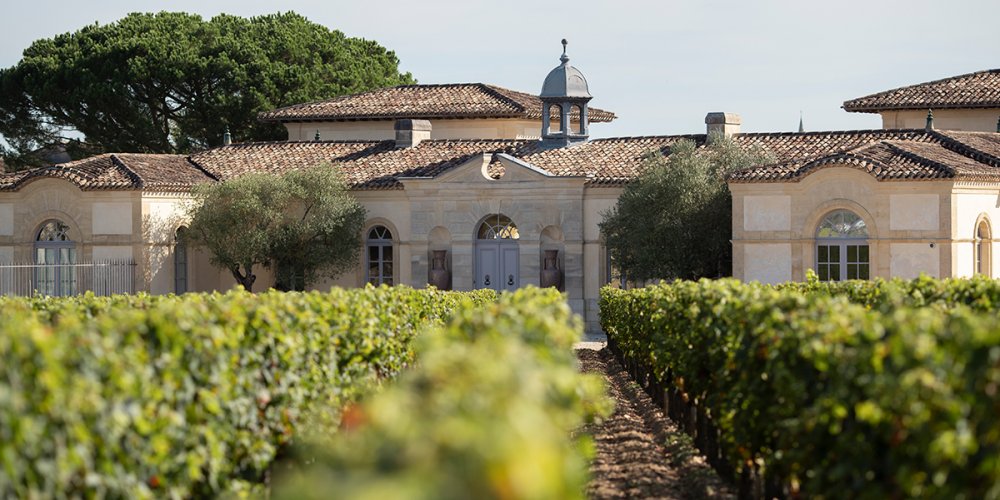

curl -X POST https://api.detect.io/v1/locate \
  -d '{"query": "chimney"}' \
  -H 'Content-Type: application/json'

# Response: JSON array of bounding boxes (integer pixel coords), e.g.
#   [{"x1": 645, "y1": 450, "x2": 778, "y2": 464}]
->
[
  {"x1": 394, "y1": 119, "x2": 432, "y2": 148},
  {"x1": 705, "y1": 112, "x2": 741, "y2": 141}
]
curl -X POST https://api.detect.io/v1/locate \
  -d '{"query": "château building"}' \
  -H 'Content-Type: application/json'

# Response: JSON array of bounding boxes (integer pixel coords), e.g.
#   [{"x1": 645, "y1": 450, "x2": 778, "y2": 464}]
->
[{"x1": 1, "y1": 44, "x2": 997, "y2": 332}]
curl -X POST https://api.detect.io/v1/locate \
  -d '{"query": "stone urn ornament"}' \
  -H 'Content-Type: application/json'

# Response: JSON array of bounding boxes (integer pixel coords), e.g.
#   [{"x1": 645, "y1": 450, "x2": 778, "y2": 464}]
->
[
  {"x1": 429, "y1": 249, "x2": 451, "y2": 290},
  {"x1": 540, "y1": 249, "x2": 562, "y2": 289}
]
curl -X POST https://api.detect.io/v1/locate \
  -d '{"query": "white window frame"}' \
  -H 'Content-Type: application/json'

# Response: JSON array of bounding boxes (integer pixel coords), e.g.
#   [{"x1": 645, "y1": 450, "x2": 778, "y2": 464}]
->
[
  {"x1": 34, "y1": 219, "x2": 76, "y2": 296},
  {"x1": 815, "y1": 210, "x2": 870, "y2": 282},
  {"x1": 816, "y1": 240, "x2": 870, "y2": 281},
  {"x1": 975, "y1": 217, "x2": 992, "y2": 276},
  {"x1": 366, "y1": 225, "x2": 394, "y2": 285}
]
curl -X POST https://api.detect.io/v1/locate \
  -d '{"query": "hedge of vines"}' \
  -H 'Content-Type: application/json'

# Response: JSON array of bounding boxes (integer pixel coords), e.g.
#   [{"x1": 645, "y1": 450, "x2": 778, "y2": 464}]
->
[
  {"x1": 0, "y1": 287, "x2": 496, "y2": 498},
  {"x1": 779, "y1": 272, "x2": 1000, "y2": 313},
  {"x1": 274, "y1": 287, "x2": 613, "y2": 499},
  {"x1": 601, "y1": 277, "x2": 1000, "y2": 499}
]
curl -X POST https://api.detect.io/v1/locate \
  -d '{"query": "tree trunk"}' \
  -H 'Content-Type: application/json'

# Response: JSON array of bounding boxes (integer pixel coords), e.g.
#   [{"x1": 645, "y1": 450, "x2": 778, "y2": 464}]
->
[{"x1": 230, "y1": 265, "x2": 256, "y2": 292}]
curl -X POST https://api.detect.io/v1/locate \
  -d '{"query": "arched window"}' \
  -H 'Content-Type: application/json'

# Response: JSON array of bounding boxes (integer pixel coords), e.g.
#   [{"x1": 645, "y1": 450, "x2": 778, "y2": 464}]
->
[
  {"x1": 975, "y1": 218, "x2": 992, "y2": 276},
  {"x1": 477, "y1": 214, "x2": 519, "y2": 240},
  {"x1": 366, "y1": 225, "x2": 393, "y2": 285},
  {"x1": 174, "y1": 227, "x2": 188, "y2": 293},
  {"x1": 37, "y1": 220, "x2": 71, "y2": 242},
  {"x1": 34, "y1": 219, "x2": 76, "y2": 296},
  {"x1": 815, "y1": 209, "x2": 870, "y2": 281}
]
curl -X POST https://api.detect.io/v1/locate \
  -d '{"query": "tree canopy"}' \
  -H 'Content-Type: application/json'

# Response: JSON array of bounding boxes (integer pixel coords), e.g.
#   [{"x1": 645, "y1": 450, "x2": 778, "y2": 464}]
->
[
  {"x1": 600, "y1": 135, "x2": 773, "y2": 282},
  {"x1": 0, "y1": 11, "x2": 415, "y2": 167},
  {"x1": 184, "y1": 165, "x2": 367, "y2": 292}
]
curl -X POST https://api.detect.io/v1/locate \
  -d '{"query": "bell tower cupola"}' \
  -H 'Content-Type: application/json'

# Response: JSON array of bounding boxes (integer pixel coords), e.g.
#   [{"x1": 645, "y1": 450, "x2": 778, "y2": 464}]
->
[{"x1": 540, "y1": 39, "x2": 592, "y2": 148}]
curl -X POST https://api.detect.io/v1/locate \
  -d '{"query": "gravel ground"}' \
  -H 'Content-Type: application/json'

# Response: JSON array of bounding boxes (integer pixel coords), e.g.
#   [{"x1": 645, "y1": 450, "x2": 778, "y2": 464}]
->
[{"x1": 577, "y1": 345, "x2": 733, "y2": 500}]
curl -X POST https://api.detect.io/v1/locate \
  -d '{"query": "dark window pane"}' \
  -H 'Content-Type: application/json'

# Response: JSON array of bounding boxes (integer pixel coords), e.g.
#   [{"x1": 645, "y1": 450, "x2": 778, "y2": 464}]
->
[
  {"x1": 830, "y1": 246, "x2": 840, "y2": 262},
  {"x1": 818, "y1": 246, "x2": 828, "y2": 262},
  {"x1": 818, "y1": 265, "x2": 829, "y2": 281},
  {"x1": 847, "y1": 245, "x2": 857, "y2": 262},
  {"x1": 830, "y1": 264, "x2": 841, "y2": 281},
  {"x1": 859, "y1": 245, "x2": 869, "y2": 262},
  {"x1": 383, "y1": 245, "x2": 393, "y2": 262},
  {"x1": 847, "y1": 264, "x2": 858, "y2": 280},
  {"x1": 859, "y1": 264, "x2": 870, "y2": 280}
]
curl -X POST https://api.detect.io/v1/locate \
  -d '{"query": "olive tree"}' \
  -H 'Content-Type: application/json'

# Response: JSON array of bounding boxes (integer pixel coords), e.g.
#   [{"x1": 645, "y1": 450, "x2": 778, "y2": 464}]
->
[
  {"x1": 600, "y1": 135, "x2": 773, "y2": 281},
  {"x1": 185, "y1": 165, "x2": 366, "y2": 291}
]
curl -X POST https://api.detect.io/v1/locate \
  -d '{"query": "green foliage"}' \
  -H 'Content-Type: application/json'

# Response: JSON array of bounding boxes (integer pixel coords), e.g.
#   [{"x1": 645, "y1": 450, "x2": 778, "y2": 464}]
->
[
  {"x1": 0, "y1": 286, "x2": 495, "y2": 498},
  {"x1": 600, "y1": 136, "x2": 773, "y2": 281},
  {"x1": 601, "y1": 277, "x2": 1000, "y2": 499},
  {"x1": 0, "y1": 11, "x2": 415, "y2": 166},
  {"x1": 274, "y1": 287, "x2": 613, "y2": 500},
  {"x1": 185, "y1": 164, "x2": 367, "y2": 291},
  {"x1": 780, "y1": 272, "x2": 1000, "y2": 313}
]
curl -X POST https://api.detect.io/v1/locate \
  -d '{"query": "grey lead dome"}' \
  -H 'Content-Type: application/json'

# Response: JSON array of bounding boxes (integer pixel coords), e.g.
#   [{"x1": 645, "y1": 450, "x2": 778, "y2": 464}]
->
[{"x1": 540, "y1": 40, "x2": 591, "y2": 99}]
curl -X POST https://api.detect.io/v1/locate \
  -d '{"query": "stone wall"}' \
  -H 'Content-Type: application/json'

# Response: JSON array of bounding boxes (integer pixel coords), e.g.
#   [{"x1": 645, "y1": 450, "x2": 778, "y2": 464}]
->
[
  {"x1": 879, "y1": 108, "x2": 1000, "y2": 133},
  {"x1": 731, "y1": 166, "x2": 954, "y2": 282},
  {"x1": 0, "y1": 177, "x2": 141, "y2": 265}
]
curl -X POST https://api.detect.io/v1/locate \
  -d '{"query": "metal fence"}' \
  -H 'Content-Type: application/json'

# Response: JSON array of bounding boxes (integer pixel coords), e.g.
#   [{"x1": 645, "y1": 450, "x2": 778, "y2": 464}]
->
[{"x1": 0, "y1": 260, "x2": 137, "y2": 297}]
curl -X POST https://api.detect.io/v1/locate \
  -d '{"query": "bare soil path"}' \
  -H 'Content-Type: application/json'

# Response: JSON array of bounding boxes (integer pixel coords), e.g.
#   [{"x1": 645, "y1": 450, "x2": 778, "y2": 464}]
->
[{"x1": 577, "y1": 345, "x2": 733, "y2": 500}]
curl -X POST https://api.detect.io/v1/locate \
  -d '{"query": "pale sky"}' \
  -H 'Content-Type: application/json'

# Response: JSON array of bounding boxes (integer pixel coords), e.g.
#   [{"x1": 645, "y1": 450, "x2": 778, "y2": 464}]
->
[{"x1": 2, "y1": 0, "x2": 998, "y2": 139}]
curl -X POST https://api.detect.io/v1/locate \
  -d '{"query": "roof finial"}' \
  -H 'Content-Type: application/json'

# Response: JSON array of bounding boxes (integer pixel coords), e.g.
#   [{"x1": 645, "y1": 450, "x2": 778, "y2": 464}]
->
[
  {"x1": 798, "y1": 111, "x2": 804, "y2": 133},
  {"x1": 560, "y1": 39, "x2": 569, "y2": 64},
  {"x1": 925, "y1": 109, "x2": 934, "y2": 131},
  {"x1": 315, "y1": 130, "x2": 321, "y2": 141},
  {"x1": 222, "y1": 125, "x2": 232, "y2": 146}
]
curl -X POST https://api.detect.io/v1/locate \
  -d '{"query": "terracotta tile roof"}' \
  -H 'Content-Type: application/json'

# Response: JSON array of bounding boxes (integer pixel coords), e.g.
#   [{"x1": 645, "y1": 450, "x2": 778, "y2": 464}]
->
[
  {"x1": 258, "y1": 83, "x2": 616, "y2": 123},
  {"x1": 113, "y1": 153, "x2": 217, "y2": 189},
  {"x1": 190, "y1": 141, "x2": 387, "y2": 180},
  {"x1": 0, "y1": 153, "x2": 213, "y2": 192},
  {"x1": 187, "y1": 129, "x2": 1000, "y2": 190},
  {"x1": 6, "y1": 130, "x2": 999, "y2": 192},
  {"x1": 190, "y1": 137, "x2": 693, "y2": 189},
  {"x1": 934, "y1": 130, "x2": 1000, "y2": 164},
  {"x1": 519, "y1": 136, "x2": 687, "y2": 183},
  {"x1": 733, "y1": 129, "x2": 933, "y2": 158},
  {"x1": 515, "y1": 130, "x2": 937, "y2": 186},
  {"x1": 729, "y1": 130, "x2": 1000, "y2": 183},
  {"x1": 190, "y1": 139, "x2": 536, "y2": 190},
  {"x1": 843, "y1": 69, "x2": 1000, "y2": 113}
]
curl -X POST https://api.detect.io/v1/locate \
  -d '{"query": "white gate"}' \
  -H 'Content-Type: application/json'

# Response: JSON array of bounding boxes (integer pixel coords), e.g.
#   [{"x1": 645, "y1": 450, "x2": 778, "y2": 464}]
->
[{"x1": 0, "y1": 260, "x2": 137, "y2": 296}]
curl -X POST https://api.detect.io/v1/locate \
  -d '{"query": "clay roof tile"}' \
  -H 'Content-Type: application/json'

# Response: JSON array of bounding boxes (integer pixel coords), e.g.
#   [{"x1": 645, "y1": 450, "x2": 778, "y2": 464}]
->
[
  {"x1": 258, "y1": 83, "x2": 615, "y2": 123},
  {"x1": 844, "y1": 69, "x2": 1000, "y2": 112},
  {"x1": 0, "y1": 154, "x2": 213, "y2": 192}
]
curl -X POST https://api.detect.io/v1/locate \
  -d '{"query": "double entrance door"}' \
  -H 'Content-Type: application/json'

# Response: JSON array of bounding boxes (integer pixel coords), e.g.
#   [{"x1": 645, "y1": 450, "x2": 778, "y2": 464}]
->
[{"x1": 475, "y1": 240, "x2": 519, "y2": 292}]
